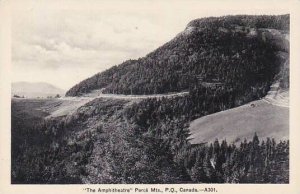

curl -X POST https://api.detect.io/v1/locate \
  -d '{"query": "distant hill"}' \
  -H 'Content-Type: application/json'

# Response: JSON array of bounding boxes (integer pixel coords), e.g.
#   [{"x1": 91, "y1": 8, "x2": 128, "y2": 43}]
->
[
  {"x1": 12, "y1": 82, "x2": 65, "y2": 98},
  {"x1": 11, "y1": 15, "x2": 290, "y2": 184},
  {"x1": 66, "y1": 14, "x2": 289, "y2": 96}
]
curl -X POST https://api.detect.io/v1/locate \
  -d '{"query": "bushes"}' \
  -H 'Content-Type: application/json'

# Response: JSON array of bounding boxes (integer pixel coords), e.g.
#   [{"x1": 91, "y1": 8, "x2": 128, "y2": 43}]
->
[
  {"x1": 12, "y1": 97, "x2": 289, "y2": 184},
  {"x1": 12, "y1": 14, "x2": 291, "y2": 184},
  {"x1": 183, "y1": 135, "x2": 289, "y2": 183}
]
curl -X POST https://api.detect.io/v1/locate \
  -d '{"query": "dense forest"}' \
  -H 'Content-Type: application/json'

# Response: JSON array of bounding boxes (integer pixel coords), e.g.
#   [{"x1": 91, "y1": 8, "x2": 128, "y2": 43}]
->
[
  {"x1": 66, "y1": 15, "x2": 289, "y2": 96},
  {"x1": 12, "y1": 15, "x2": 289, "y2": 184},
  {"x1": 12, "y1": 96, "x2": 289, "y2": 184}
]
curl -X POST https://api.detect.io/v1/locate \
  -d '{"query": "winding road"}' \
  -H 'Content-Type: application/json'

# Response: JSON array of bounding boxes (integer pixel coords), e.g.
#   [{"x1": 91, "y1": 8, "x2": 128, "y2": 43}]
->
[{"x1": 45, "y1": 90, "x2": 189, "y2": 118}]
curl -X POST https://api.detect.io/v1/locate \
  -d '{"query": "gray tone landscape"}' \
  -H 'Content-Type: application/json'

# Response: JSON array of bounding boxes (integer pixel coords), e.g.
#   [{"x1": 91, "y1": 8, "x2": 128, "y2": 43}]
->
[
  {"x1": 11, "y1": 15, "x2": 289, "y2": 184},
  {"x1": 12, "y1": 82, "x2": 65, "y2": 98}
]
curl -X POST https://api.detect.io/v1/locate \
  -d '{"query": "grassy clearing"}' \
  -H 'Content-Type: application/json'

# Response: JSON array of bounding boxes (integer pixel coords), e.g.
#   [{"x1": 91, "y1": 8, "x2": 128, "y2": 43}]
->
[{"x1": 189, "y1": 100, "x2": 289, "y2": 144}]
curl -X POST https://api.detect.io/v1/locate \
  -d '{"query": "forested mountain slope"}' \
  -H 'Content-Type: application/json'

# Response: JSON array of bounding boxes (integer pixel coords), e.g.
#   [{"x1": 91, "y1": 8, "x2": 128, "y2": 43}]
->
[
  {"x1": 12, "y1": 15, "x2": 289, "y2": 184},
  {"x1": 66, "y1": 15, "x2": 289, "y2": 96},
  {"x1": 12, "y1": 96, "x2": 289, "y2": 184}
]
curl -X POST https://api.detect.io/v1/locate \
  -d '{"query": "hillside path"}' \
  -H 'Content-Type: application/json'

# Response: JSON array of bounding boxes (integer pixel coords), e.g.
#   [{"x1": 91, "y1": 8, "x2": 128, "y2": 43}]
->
[{"x1": 46, "y1": 91, "x2": 189, "y2": 118}]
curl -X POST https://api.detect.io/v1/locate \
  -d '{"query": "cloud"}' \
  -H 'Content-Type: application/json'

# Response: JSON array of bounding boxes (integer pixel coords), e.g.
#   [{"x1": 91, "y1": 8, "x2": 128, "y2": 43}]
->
[
  {"x1": 12, "y1": 4, "x2": 288, "y2": 90},
  {"x1": 12, "y1": 9, "x2": 172, "y2": 70},
  {"x1": 12, "y1": 9, "x2": 178, "y2": 89}
]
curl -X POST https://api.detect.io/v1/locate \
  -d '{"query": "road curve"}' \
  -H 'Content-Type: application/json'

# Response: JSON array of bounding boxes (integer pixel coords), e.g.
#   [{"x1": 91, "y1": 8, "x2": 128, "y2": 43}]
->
[{"x1": 47, "y1": 91, "x2": 189, "y2": 118}]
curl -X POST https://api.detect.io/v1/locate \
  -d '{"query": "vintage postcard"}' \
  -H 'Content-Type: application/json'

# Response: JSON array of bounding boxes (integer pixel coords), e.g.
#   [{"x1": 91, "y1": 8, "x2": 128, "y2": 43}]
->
[{"x1": 1, "y1": 0, "x2": 300, "y2": 193}]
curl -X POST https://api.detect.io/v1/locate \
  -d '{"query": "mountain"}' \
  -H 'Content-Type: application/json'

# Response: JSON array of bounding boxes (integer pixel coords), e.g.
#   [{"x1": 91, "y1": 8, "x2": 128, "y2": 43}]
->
[
  {"x1": 12, "y1": 82, "x2": 65, "y2": 98},
  {"x1": 12, "y1": 15, "x2": 289, "y2": 184},
  {"x1": 66, "y1": 14, "x2": 289, "y2": 97},
  {"x1": 188, "y1": 55, "x2": 289, "y2": 144}
]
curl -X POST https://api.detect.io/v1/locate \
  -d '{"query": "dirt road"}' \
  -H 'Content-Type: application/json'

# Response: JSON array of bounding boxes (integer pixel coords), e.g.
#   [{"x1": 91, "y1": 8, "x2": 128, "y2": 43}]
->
[{"x1": 46, "y1": 91, "x2": 189, "y2": 118}]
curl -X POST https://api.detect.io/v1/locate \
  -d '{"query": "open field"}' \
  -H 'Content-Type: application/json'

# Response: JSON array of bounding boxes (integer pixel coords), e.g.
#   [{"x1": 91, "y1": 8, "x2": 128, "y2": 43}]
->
[
  {"x1": 189, "y1": 99, "x2": 289, "y2": 144},
  {"x1": 12, "y1": 98, "x2": 54, "y2": 119}
]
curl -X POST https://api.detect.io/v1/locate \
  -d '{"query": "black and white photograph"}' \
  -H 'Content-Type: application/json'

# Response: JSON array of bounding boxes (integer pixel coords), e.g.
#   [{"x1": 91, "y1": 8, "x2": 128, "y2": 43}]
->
[{"x1": 1, "y1": 0, "x2": 300, "y2": 193}]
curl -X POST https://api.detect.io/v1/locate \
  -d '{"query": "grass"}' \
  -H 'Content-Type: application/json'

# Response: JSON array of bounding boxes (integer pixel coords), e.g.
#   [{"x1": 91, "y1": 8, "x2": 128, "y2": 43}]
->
[
  {"x1": 11, "y1": 98, "x2": 53, "y2": 119},
  {"x1": 188, "y1": 100, "x2": 289, "y2": 144}
]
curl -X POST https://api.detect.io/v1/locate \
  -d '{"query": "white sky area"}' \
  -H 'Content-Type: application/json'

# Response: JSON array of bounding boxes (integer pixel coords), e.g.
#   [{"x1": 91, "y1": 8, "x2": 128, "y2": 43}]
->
[{"x1": 11, "y1": 1, "x2": 289, "y2": 90}]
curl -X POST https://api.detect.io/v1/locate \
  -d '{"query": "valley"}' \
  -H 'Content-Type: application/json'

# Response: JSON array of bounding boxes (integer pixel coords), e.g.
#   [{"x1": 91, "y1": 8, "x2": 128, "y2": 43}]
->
[{"x1": 11, "y1": 15, "x2": 290, "y2": 184}]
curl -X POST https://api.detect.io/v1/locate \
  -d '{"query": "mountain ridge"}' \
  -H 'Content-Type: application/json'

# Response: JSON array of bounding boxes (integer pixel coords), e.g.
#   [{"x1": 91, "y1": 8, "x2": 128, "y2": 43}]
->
[
  {"x1": 66, "y1": 14, "x2": 289, "y2": 97},
  {"x1": 11, "y1": 15, "x2": 290, "y2": 184},
  {"x1": 12, "y1": 81, "x2": 65, "y2": 98}
]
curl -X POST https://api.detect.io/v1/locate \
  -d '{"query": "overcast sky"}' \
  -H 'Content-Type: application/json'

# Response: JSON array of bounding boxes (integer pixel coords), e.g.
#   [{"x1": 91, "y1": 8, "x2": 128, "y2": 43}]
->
[{"x1": 11, "y1": 1, "x2": 289, "y2": 90}]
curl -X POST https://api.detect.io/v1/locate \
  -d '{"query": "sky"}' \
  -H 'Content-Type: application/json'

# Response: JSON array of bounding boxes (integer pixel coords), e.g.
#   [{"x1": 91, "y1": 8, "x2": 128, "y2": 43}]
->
[{"x1": 11, "y1": 0, "x2": 289, "y2": 90}]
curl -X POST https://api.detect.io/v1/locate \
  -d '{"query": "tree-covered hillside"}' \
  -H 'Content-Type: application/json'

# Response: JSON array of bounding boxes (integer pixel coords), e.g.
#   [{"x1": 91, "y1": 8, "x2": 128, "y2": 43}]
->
[
  {"x1": 66, "y1": 15, "x2": 289, "y2": 96},
  {"x1": 12, "y1": 98, "x2": 289, "y2": 184},
  {"x1": 12, "y1": 15, "x2": 290, "y2": 184}
]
